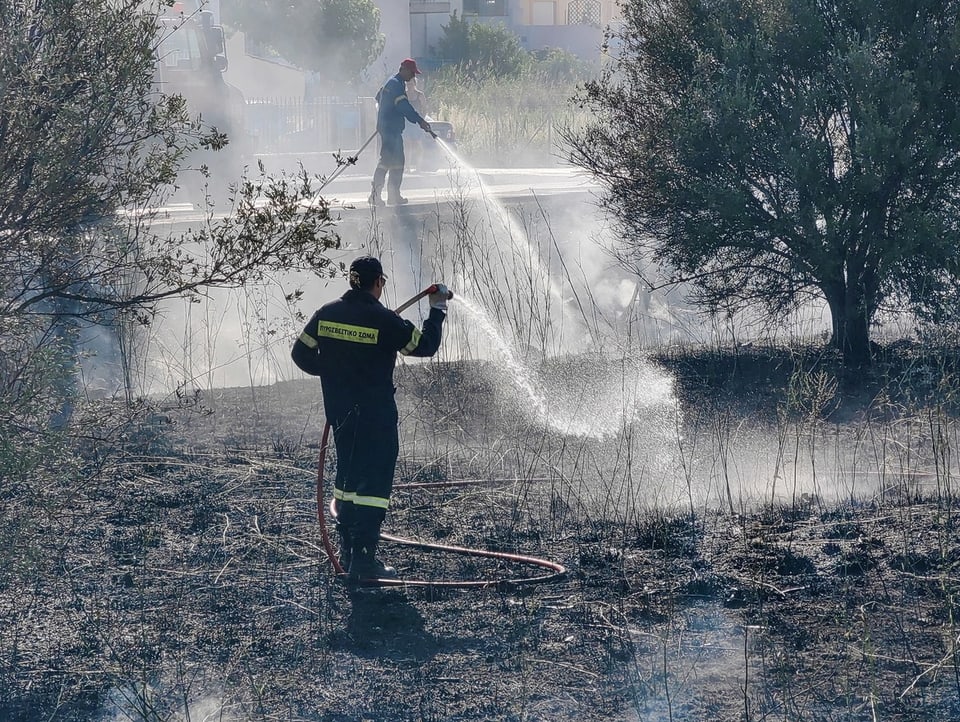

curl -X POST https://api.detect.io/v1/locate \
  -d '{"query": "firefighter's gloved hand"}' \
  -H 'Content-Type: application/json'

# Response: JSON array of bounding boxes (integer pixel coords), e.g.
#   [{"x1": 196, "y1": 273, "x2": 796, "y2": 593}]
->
[
  {"x1": 419, "y1": 119, "x2": 433, "y2": 136},
  {"x1": 429, "y1": 284, "x2": 450, "y2": 312}
]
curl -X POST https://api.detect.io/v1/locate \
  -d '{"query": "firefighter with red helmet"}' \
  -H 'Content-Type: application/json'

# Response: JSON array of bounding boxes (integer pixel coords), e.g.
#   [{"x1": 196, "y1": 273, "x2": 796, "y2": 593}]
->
[{"x1": 369, "y1": 58, "x2": 433, "y2": 206}]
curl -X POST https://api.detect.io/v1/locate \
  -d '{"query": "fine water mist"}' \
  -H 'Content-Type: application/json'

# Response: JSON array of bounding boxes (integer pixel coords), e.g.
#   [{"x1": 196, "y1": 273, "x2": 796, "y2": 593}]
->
[
  {"x1": 432, "y1": 136, "x2": 591, "y2": 355},
  {"x1": 453, "y1": 293, "x2": 676, "y2": 439}
]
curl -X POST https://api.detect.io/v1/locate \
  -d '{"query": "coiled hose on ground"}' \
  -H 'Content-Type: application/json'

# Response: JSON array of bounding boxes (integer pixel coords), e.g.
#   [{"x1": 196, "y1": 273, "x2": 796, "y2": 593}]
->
[{"x1": 316, "y1": 421, "x2": 567, "y2": 589}]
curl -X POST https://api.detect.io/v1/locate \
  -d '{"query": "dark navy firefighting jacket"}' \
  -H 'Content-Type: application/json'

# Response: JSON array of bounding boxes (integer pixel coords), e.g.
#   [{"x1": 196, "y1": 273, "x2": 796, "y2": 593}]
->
[
  {"x1": 376, "y1": 74, "x2": 426, "y2": 136},
  {"x1": 291, "y1": 289, "x2": 444, "y2": 420}
]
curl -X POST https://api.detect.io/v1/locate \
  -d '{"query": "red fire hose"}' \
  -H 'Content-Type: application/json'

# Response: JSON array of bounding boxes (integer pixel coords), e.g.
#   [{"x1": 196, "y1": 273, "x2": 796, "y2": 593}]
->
[{"x1": 315, "y1": 285, "x2": 567, "y2": 588}]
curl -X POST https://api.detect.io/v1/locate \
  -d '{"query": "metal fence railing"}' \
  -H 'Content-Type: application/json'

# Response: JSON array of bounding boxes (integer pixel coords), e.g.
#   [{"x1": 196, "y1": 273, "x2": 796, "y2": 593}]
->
[{"x1": 245, "y1": 96, "x2": 377, "y2": 154}]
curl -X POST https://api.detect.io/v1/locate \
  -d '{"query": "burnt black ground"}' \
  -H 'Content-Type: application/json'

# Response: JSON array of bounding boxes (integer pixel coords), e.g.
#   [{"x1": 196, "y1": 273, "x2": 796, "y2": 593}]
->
[{"x1": 2, "y1": 344, "x2": 960, "y2": 721}]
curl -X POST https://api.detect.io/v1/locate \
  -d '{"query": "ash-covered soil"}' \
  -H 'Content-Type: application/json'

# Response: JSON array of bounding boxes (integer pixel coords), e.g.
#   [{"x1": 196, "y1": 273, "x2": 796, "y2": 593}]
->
[{"x1": 2, "y1": 347, "x2": 960, "y2": 721}]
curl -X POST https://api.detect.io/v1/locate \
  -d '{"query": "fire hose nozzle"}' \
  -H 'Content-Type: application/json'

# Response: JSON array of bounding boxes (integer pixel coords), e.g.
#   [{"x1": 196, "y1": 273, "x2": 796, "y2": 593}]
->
[{"x1": 426, "y1": 284, "x2": 454, "y2": 300}]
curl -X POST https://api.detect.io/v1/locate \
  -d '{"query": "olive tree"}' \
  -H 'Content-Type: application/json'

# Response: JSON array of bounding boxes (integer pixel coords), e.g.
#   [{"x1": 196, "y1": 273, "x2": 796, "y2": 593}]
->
[{"x1": 566, "y1": 0, "x2": 960, "y2": 366}]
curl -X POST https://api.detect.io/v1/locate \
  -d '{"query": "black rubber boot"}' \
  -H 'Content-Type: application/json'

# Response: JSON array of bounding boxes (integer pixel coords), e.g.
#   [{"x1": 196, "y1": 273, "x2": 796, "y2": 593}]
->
[
  {"x1": 333, "y1": 500, "x2": 353, "y2": 572},
  {"x1": 347, "y1": 517, "x2": 397, "y2": 582},
  {"x1": 347, "y1": 546, "x2": 397, "y2": 582}
]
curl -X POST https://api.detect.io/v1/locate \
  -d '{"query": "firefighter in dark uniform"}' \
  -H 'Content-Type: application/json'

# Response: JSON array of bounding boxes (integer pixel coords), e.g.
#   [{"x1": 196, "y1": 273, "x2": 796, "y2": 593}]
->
[
  {"x1": 291, "y1": 256, "x2": 449, "y2": 581},
  {"x1": 369, "y1": 58, "x2": 433, "y2": 207}
]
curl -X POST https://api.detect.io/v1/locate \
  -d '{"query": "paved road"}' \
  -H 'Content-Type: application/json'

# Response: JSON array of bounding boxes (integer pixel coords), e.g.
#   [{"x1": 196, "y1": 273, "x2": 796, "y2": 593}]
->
[
  {"x1": 149, "y1": 164, "x2": 599, "y2": 224},
  {"x1": 320, "y1": 165, "x2": 598, "y2": 210}
]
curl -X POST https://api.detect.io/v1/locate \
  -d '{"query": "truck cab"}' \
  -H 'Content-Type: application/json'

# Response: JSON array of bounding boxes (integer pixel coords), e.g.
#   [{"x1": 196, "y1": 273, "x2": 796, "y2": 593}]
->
[{"x1": 155, "y1": 3, "x2": 248, "y2": 201}]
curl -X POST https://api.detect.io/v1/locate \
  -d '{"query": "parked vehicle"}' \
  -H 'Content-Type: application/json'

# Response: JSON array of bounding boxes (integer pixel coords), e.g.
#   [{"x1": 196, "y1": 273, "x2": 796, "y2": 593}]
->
[
  {"x1": 154, "y1": 4, "x2": 250, "y2": 198},
  {"x1": 418, "y1": 120, "x2": 457, "y2": 171}
]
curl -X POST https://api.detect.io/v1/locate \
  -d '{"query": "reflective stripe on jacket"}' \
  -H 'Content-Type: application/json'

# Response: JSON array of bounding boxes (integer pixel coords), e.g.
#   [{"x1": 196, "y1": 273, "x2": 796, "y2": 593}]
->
[{"x1": 375, "y1": 74, "x2": 425, "y2": 136}]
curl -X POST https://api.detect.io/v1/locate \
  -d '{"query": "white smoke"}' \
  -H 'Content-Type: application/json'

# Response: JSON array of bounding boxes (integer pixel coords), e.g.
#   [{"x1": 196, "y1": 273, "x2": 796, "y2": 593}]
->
[{"x1": 99, "y1": 683, "x2": 234, "y2": 722}]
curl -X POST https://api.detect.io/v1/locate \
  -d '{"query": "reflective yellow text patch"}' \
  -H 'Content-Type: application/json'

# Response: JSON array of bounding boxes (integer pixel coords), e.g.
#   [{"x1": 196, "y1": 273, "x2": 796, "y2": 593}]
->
[{"x1": 316, "y1": 321, "x2": 379, "y2": 344}]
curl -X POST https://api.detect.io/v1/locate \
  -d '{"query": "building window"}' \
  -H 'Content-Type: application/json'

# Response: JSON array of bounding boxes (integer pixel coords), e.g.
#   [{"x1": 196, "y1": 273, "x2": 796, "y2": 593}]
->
[
  {"x1": 567, "y1": 0, "x2": 601, "y2": 26},
  {"x1": 463, "y1": 0, "x2": 507, "y2": 17}
]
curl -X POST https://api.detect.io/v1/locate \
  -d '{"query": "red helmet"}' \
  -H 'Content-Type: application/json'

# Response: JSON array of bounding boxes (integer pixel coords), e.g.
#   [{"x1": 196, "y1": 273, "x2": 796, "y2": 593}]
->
[{"x1": 400, "y1": 58, "x2": 422, "y2": 75}]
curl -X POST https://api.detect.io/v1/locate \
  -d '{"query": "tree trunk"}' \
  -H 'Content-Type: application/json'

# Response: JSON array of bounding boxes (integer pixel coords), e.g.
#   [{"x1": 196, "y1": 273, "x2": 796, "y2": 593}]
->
[{"x1": 824, "y1": 283, "x2": 873, "y2": 368}]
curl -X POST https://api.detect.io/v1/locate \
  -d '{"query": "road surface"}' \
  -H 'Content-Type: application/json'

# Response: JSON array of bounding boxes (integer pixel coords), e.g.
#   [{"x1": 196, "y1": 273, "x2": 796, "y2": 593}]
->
[{"x1": 147, "y1": 165, "x2": 600, "y2": 227}]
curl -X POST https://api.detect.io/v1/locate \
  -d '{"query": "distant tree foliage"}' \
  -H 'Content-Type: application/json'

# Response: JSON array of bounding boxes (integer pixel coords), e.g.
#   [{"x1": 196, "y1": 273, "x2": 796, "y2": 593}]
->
[
  {"x1": 566, "y1": 0, "x2": 960, "y2": 366},
  {"x1": 0, "y1": 0, "x2": 340, "y2": 463},
  {"x1": 222, "y1": 0, "x2": 384, "y2": 85},
  {"x1": 529, "y1": 46, "x2": 597, "y2": 84},
  {"x1": 431, "y1": 11, "x2": 528, "y2": 79}
]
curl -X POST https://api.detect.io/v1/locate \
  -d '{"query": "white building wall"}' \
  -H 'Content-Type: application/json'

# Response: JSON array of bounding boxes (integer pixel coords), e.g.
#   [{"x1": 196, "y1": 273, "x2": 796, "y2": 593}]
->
[
  {"x1": 368, "y1": 1, "x2": 414, "y2": 84},
  {"x1": 411, "y1": 2, "x2": 456, "y2": 61},
  {"x1": 223, "y1": 32, "x2": 305, "y2": 100},
  {"x1": 517, "y1": 24, "x2": 605, "y2": 58}
]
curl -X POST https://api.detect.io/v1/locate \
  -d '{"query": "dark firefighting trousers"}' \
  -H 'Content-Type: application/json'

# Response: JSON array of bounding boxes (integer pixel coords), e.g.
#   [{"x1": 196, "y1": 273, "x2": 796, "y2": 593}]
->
[
  {"x1": 372, "y1": 131, "x2": 405, "y2": 198},
  {"x1": 330, "y1": 401, "x2": 399, "y2": 554}
]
